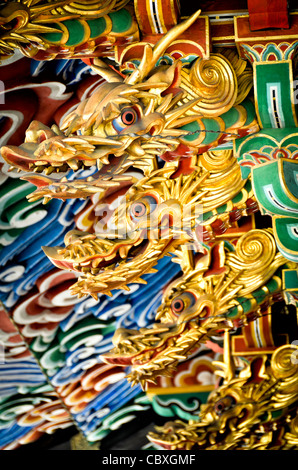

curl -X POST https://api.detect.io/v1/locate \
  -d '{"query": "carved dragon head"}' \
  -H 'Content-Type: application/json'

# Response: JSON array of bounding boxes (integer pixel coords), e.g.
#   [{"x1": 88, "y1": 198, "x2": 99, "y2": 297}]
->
[
  {"x1": 100, "y1": 229, "x2": 289, "y2": 384},
  {"x1": 30, "y1": 145, "x2": 254, "y2": 300},
  {"x1": 41, "y1": 164, "x2": 207, "y2": 298},
  {"x1": 0, "y1": 9, "x2": 257, "y2": 298},
  {"x1": 0, "y1": 0, "x2": 131, "y2": 60},
  {"x1": 147, "y1": 342, "x2": 298, "y2": 450}
]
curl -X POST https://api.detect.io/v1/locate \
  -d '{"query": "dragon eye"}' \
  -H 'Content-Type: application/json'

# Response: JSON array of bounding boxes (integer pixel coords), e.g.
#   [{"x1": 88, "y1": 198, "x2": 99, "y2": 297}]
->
[
  {"x1": 112, "y1": 107, "x2": 139, "y2": 133},
  {"x1": 130, "y1": 196, "x2": 157, "y2": 219},
  {"x1": 214, "y1": 396, "x2": 235, "y2": 416},
  {"x1": 171, "y1": 298, "x2": 185, "y2": 313},
  {"x1": 170, "y1": 292, "x2": 196, "y2": 315},
  {"x1": 131, "y1": 202, "x2": 146, "y2": 218}
]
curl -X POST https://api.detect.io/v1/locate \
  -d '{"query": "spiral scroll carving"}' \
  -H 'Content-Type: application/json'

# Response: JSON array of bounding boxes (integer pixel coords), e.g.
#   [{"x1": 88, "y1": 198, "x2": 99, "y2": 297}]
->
[
  {"x1": 216, "y1": 47, "x2": 253, "y2": 106},
  {"x1": 226, "y1": 229, "x2": 287, "y2": 295},
  {"x1": 272, "y1": 345, "x2": 298, "y2": 380},
  {"x1": 199, "y1": 149, "x2": 236, "y2": 173},
  {"x1": 234, "y1": 229, "x2": 277, "y2": 269},
  {"x1": 186, "y1": 53, "x2": 238, "y2": 116}
]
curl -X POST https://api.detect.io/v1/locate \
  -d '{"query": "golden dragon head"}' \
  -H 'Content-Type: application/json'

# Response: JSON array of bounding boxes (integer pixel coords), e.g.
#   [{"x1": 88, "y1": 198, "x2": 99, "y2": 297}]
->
[
  {"x1": 1, "y1": 10, "x2": 207, "y2": 174},
  {"x1": 34, "y1": 143, "x2": 254, "y2": 300},
  {"x1": 100, "y1": 229, "x2": 290, "y2": 384},
  {"x1": 0, "y1": 0, "x2": 131, "y2": 60},
  {"x1": 1, "y1": 9, "x2": 254, "y2": 175},
  {"x1": 147, "y1": 342, "x2": 298, "y2": 450}
]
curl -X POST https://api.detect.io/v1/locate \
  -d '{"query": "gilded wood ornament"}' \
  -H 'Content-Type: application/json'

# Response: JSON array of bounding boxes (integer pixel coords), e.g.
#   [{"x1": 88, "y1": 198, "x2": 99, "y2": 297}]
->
[
  {"x1": 147, "y1": 335, "x2": 298, "y2": 450},
  {"x1": 0, "y1": 0, "x2": 298, "y2": 451},
  {"x1": 100, "y1": 229, "x2": 296, "y2": 386}
]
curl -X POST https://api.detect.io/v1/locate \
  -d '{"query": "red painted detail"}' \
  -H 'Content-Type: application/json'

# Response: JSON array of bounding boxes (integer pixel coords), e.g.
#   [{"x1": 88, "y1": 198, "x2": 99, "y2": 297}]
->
[
  {"x1": 204, "y1": 244, "x2": 227, "y2": 277},
  {"x1": 160, "y1": 143, "x2": 196, "y2": 162},
  {"x1": 170, "y1": 154, "x2": 198, "y2": 176},
  {"x1": 200, "y1": 226, "x2": 213, "y2": 242},
  {"x1": 246, "y1": 198, "x2": 259, "y2": 214},
  {"x1": 268, "y1": 53, "x2": 277, "y2": 61},
  {"x1": 229, "y1": 207, "x2": 242, "y2": 223},
  {"x1": 247, "y1": 0, "x2": 289, "y2": 30},
  {"x1": 246, "y1": 357, "x2": 266, "y2": 383},
  {"x1": 210, "y1": 218, "x2": 227, "y2": 235}
]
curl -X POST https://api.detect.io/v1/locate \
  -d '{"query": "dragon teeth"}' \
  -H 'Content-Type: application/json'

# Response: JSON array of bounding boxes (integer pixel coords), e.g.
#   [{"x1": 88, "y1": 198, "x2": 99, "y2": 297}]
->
[
  {"x1": 92, "y1": 258, "x2": 102, "y2": 268},
  {"x1": 104, "y1": 253, "x2": 116, "y2": 261},
  {"x1": 119, "y1": 246, "x2": 130, "y2": 258}
]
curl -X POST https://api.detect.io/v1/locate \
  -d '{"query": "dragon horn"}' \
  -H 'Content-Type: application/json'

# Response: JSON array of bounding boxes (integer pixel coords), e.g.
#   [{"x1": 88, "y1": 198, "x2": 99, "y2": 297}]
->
[
  {"x1": 89, "y1": 57, "x2": 124, "y2": 82},
  {"x1": 125, "y1": 9, "x2": 202, "y2": 85}
]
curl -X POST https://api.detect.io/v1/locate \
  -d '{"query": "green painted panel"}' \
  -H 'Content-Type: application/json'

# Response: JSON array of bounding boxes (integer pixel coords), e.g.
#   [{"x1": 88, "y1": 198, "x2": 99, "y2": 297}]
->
[
  {"x1": 200, "y1": 118, "x2": 221, "y2": 145},
  {"x1": 251, "y1": 288, "x2": 267, "y2": 304},
  {"x1": 283, "y1": 269, "x2": 298, "y2": 290},
  {"x1": 275, "y1": 217, "x2": 298, "y2": 256},
  {"x1": 255, "y1": 62, "x2": 297, "y2": 128},
  {"x1": 220, "y1": 106, "x2": 240, "y2": 129},
  {"x1": 41, "y1": 23, "x2": 63, "y2": 43},
  {"x1": 282, "y1": 159, "x2": 298, "y2": 199},
  {"x1": 180, "y1": 121, "x2": 201, "y2": 142}
]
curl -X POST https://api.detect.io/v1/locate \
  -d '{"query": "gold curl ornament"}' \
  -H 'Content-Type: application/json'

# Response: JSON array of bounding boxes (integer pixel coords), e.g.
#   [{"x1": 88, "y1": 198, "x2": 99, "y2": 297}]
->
[
  {"x1": 198, "y1": 149, "x2": 245, "y2": 211},
  {"x1": 199, "y1": 149, "x2": 236, "y2": 173},
  {"x1": 180, "y1": 53, "x2": 238, "y2": 116},
  {"x1": 271, "y1": 344, "x2": 298, "y2": 380},
  {"x1": 234, "y1": 229, "x2": 276, "y2": 267},
  {"x1": 216, "y1": 47, "x2": 253, "y2": 106},
  {"x1": 226, "y1": 229, "x2": 286, "y2": 295}
]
